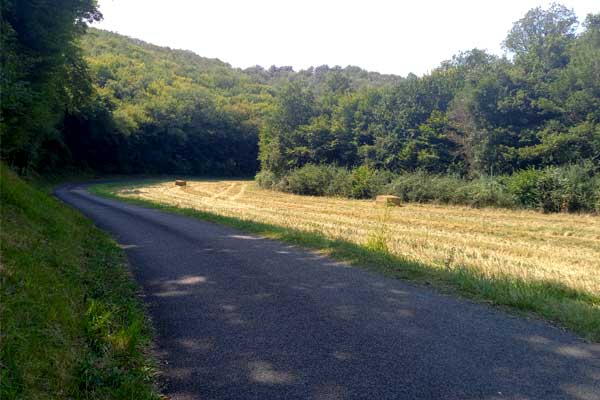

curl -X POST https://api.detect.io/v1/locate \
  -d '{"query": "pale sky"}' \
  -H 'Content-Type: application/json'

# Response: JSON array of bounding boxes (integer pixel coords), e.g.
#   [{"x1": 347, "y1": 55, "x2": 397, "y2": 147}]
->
[{"x1": 94, "y1": 0, "x2": 599, "y2": 76}]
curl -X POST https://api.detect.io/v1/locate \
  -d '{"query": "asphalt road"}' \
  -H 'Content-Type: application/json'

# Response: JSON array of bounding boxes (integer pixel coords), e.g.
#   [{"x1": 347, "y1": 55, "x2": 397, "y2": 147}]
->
[{"x1": 55, "y1": 183, "x2": 600, "y2": 400}]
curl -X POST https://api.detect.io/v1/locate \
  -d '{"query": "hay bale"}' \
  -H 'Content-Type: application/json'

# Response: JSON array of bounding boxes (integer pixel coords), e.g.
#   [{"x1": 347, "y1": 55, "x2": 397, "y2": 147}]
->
[
  {"x1": 175, "y1": 180, "x2": 187, "y2": 187},
  {"x1": 375, "y1": 195, "x2": 402, "y2": 206}
]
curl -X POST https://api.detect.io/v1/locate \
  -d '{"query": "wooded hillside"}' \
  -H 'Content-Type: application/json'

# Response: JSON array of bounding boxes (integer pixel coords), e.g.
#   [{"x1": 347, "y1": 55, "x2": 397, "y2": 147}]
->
[
  {"x1": 260, "y1": 6, "x2": 600, "y2": 177},
  {"x1": 2, "y1": 3, "x2": 598, "y2": 183}
]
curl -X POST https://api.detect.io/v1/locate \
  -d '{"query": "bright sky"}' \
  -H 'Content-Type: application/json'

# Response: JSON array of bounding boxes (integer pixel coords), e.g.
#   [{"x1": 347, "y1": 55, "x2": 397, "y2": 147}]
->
[{"x1": 95, "y1": 0, "x2": 599, "y2": 76}]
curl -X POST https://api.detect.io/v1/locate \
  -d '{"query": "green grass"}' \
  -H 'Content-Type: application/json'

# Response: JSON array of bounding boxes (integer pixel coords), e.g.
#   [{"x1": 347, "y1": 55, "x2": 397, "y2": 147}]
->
[
  {"x1": 91, "y1": 181, "x2": 600, "y2": 342},
  {"x1": 0, "y1": 167, "x2": 160, "y2": 399}
]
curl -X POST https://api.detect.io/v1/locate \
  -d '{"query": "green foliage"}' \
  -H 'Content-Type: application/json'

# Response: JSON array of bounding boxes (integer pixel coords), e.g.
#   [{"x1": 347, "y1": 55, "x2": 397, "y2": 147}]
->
[
  {"x1": 467, "y1": 177, "x2": 516, "y2": 208},
  {"x1": 0, "y1": 0, "x2": 101, "y2": 171},
  {"x1": 259, "y1": 164, "x2": 396, "y2": 199},
  {"x1": 508, "y1": 168, "x2": 548, "y2": 208},
  {"x1": 254, "y1": 169, "x2": 280, "y2": 189},
  {"x1": 508, "y1": 163, "x2": 600, "y2": 212},
  {"x1": 274, "y1": 164, "x2": 351, "y2": 196},
  {"x1": 70, "y1": 29, "x2": 265, "y2": 175},
  {"x1": 504, "y1": 3, "x2": 577, "y2": 68},
  {"x1": 262, "y1": 162, "x2": 599, "y2": 213},
  {"x1": 350, "y1": 165, "x2": 392, "y2": 199},
  {"x1": 387, "y1": 173, "x2": 512, "y2": 208},
  {"x1": 2, "y1": 2, "x2": 599, "y2": 212},
  {"x1": 258, "y1": 6, "x2": 600, "y2": 183},
  {"x1": 0, "y1": 165, "x2": 159, "y2": 399},
  {"x1": 390, "y1": 172, "x2": 466, "y2": 203},
  {"x1": 326, "y1": 167, "x2": 354, "y2": 197},
  {"x1": 75, "y1": 31, "x2": 405, "y2": 176},
  {"x1": 281, "y1": 164, "x2": 334, "y2": 196}
]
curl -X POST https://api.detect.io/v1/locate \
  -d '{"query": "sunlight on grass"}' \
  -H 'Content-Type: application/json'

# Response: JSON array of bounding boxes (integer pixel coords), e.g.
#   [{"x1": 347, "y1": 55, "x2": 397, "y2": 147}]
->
[
  {"x1": 0, "y1": 168, "x2": 159, "y2": 399},
  {"x1": 121, "y1": 180, "x2": 600, "y2": 297}
]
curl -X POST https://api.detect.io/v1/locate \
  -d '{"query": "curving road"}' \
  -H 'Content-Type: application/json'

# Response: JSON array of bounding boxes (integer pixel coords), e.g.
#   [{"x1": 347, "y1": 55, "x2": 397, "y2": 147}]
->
[{"x1": 55, "y1": 183, "x2": 600, "y2": 400}]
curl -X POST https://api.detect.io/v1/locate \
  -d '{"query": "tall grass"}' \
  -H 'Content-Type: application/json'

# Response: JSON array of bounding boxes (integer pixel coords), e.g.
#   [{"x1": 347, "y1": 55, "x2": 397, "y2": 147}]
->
[{"x1": 0, "y1": 166, "x2": 159, "y2": 399}]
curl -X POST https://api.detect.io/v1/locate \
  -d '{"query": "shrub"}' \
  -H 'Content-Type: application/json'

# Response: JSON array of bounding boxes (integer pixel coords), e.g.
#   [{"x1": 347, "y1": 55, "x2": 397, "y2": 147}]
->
[
  {"x1": 257, "y1": 163, "x2": 598, "y2": 213},
  {"x1": 508, "y1": 169, "x2": 545, "y2": 209},
  {"x1": 350, "y1": 165, "x2": 394, "y2": 199},
  {"x1": 324, "y1": 167, "x2": 352, "y2": 197},
  {"x1": 507, "y1": 164, "x2": 598, "y2": 212},
  {"x1": 389, "y1": 172, "x2": 470, "y2": 204},
  {"x1": 389, "y1": 173, "x2": 515, "y2": 208},
  {"x1": 255, "y1": 170, "x2": 279, "y2": 189},
  {"x1": 389, "y1": 172, "x2": 435, "y2": 203},
  {"x1": 280, "y1": 164, "x2": 352, "y2": 196},
  {"x1": 554, "y1": 164, "x2": 599, "y2": 213},
  {"x1": 464, "y1": 177, "x2": 515, "y2": 208},
  {"x1": 431, "y1": 175, "x2": 469, "y2": 204}
]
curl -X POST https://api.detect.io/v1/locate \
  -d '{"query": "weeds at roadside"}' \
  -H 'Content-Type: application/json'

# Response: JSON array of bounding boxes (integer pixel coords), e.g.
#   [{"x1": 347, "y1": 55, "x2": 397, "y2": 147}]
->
[
  {"x1": 365, "y1": 205, "x2": 391, "y2": 253},
  {"x1": 0, "y1": 167, "x2": 160, "y2": 399}
]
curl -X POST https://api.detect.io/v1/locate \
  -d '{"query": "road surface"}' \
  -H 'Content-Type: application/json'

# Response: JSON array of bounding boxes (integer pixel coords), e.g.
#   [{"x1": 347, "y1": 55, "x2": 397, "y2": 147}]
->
[{"x1": 55, "y1": 183, "x2": 600, "y2": 400}]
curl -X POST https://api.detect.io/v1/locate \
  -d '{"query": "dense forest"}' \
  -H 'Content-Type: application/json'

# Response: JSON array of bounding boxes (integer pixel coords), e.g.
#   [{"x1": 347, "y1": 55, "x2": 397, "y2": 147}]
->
[
  {"x1": 1, "y1": 9, "x2": 402, "y2": 176},
  {"x1": 260, "y1": 5, "x2": 600, "y2": 177},
  {"x1": 75, "y1": 30, "x2": 402, "y2": 175},
  {"x1": 1, "y1": 2, "x2": 599, "y2": 210}
]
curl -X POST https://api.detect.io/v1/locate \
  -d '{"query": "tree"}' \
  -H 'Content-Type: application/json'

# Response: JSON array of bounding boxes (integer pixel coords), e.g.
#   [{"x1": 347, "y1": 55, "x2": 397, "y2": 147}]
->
[
  {"x1": 504, "y1": 3, "x2": 577, "y2": 70},
  {"x1": 259, "y1": 82, "x2": 315, "y2": 172},
  {"x1": 0, "y1": 0, "x2": 102, "y2": 171}
]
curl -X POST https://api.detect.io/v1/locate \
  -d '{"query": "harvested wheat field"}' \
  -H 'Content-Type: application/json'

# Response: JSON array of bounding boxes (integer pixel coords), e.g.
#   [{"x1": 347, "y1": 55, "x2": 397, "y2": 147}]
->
[{"x1": 118, "y1": 180, "x2": 600, "y2": 300}]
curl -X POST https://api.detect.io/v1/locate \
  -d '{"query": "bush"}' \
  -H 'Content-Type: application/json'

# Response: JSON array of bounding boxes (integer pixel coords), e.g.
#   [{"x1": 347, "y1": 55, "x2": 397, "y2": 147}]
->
[
  {"x1": 508, "y1": 169, "x2": 544, "y2": 209},
  {"x1": 261, "y1": 164, "x2": 392, "y2": 199},
  {"x1": 255, "y1": 170, "x2": 279, "y2": 189},
  {"x1": 350, "y1": 165, "x2": 394, "y2": 199},
  {"x1": 390, "y1": 172, "x2": 469, "y2": 204},
  {"x1": 464, "y1": 177, "x2": 515, "y2": 208},
  {"x1": 257, "y1": 163, "x2": 599, "y2": 213},
  {"x1": 388, "y1": 172, "x2": 431, "y2": 202},
  {"x1": 507, "y1": 164, "x2": 599, "y2": 212},
  {"x1": 278, "y1": 164, "x2": 352, "y2": 196},
  {"x1": 389, "y1": 173, "x2": 515, "y2": 208},
  {"x1": 554, "y1": 164, "x2": 599, "y2": 213},
  {"x1": 324, "y1": 167, "x2": 353, "y2": 197}
]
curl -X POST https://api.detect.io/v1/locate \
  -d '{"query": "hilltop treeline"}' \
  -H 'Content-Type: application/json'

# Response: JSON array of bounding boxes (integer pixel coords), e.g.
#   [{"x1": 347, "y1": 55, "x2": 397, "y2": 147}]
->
[
  {"x1": 1, "y1": 8, "x2": 400, "y2": 176},
  {"x1": 71, "y1": 30, "x2": 402, "y2": 175},
  {"x1": 1, "y1": 3, "x2": 599, "y2": 194},
  {"x1": 261, "y1": 5, "x2": 600, "y2": 177}
]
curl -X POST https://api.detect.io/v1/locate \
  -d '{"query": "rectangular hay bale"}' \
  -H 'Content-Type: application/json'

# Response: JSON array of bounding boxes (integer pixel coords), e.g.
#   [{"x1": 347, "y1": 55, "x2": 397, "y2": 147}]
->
[{"x1": 375, "y1": 195, "x2": 402, "y2": 206}]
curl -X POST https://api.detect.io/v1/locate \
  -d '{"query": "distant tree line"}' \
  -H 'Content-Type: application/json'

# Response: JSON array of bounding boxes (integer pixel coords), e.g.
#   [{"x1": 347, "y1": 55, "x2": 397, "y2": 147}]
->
[
  {"x1": 260, "y1": 5, "x2": 600, "y2": 178},
  {"x1": 1, "y1": 3, "x2": 599, "y2": 200},
  {"x1": 69, "y1": 31, "x2": 409, "y2": 175},
  {"x1": 1, "y1": 7, "x2": 402, "y2": 176}
]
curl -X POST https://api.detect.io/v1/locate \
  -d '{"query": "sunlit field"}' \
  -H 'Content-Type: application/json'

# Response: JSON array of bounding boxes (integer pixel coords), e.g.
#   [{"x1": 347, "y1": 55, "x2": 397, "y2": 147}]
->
[{"x1": 118, "y1": 180, "x2": 600, "y2": 300}]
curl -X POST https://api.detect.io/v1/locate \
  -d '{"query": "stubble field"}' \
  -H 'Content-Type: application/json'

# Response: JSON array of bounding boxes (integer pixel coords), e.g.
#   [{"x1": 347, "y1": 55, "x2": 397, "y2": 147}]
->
[{"x1": 119, "y1": 180, "x2": 599, "y2": 295}]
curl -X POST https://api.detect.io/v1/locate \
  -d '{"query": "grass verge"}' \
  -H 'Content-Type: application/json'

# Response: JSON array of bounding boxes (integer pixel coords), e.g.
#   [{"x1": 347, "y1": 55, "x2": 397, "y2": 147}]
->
[
  {"x1": 0, "y1": 167, "x2": 160, "y2": 399},
  {"x1": 91, "y1": 180, "x2": 600, "y2": 342}
]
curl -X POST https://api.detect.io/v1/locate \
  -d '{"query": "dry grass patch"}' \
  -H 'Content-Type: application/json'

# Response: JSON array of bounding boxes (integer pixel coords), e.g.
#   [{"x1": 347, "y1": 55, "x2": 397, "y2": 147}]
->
[{"x1": 121, "y1": 180, "x2": 600, "y2": 298}]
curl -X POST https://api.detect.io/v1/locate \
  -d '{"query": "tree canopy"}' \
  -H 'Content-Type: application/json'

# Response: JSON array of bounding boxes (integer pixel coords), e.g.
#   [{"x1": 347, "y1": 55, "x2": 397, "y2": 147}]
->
[
  {"x1": 261, "y1": 6, "x2": 600, "y2": 177},
  {"x1": 1, "y1": 3, "x2": 598, "y2": 180},
  {"x1": 1, "y1": 0, "x2": 101, "y2": 170}
]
